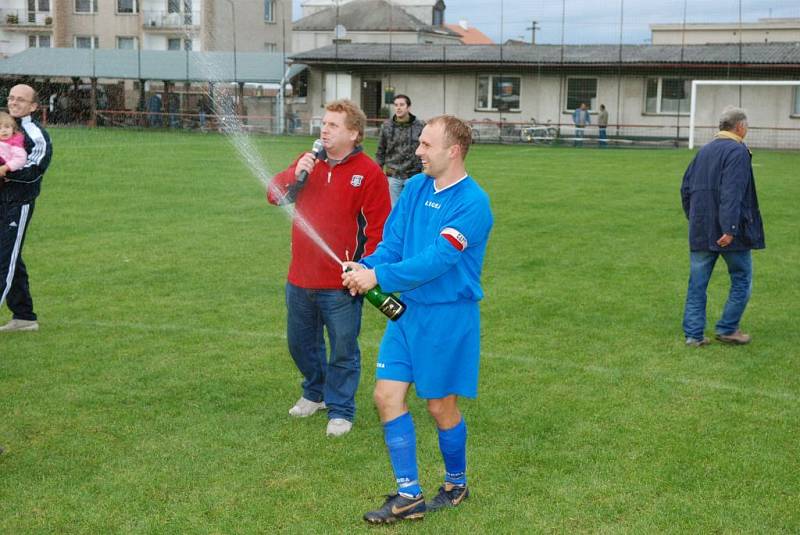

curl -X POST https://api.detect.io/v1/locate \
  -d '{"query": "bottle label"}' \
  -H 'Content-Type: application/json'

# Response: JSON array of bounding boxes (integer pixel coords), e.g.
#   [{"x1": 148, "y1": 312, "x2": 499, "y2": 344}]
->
[{"x1": 379, "y1": 296, "x2": 404, "y2": 319}]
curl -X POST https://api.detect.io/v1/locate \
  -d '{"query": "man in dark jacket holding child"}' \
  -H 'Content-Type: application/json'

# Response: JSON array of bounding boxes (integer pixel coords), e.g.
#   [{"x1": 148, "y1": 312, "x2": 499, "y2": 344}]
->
[{"x1": 680, "y1": 106, "x2": 765, "y2": 347}]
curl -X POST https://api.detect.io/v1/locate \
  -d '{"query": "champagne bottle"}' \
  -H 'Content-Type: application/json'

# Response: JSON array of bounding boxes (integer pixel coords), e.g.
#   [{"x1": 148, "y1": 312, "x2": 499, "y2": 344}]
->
[
  {"x1": 364, "y1": 284, "x2": 406, "y2": 321},
  {"x1": 345, "y1": 268, "x2": 406, "y2": 320}
]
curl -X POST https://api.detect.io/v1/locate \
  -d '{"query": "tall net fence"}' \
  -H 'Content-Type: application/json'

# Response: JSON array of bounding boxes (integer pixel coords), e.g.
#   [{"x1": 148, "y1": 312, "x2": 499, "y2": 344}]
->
[{"x1": 1, "y1": 0, "x2": 798, "y2": 149}]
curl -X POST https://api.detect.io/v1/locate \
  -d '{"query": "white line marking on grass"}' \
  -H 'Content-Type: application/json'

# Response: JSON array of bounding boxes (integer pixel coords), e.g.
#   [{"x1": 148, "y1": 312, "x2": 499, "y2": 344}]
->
[
  {"x1": 44, "y1": 320, "x2": 796, "y2": 402},
  {"x1": 485, "y1": 351, "x2": 798, "y2": 402}
]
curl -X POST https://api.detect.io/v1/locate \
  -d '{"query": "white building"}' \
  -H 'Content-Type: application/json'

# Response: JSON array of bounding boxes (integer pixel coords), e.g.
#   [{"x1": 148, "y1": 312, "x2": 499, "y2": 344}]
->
[
  {"x1": 0, "y1": 0, "x2": 292, "y2": 58},
  {"x1": 651, "y1": 18, "x2": 800, "y2": 45},
  {"x1": 292, "y1": 0, "x2": 458, "y2": 55},
  {"x1": 300, "y1": 0, "x2": 445, "y2": 25},
  {"x1": 291, "y1": 42, "x2": 800, "y2": 148}
]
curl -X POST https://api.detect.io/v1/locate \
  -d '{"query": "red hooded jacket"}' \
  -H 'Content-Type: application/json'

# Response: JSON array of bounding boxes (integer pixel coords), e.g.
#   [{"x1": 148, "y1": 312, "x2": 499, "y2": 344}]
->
[{"x1": 267, "y1": 147, "x2": 390, "y2": 289}]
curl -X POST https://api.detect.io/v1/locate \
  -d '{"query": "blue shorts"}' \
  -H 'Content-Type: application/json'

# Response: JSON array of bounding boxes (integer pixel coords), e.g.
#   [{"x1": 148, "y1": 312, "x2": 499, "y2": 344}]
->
[{"x1": 376, "y1": 300, "x2": 481, "y2": 399}]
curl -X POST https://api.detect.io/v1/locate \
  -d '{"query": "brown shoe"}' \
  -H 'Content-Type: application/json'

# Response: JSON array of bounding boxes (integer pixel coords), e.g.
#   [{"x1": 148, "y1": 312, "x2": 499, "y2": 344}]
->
[{"x1": 715, "y1": 330, "x2": 751, "y2": 345}]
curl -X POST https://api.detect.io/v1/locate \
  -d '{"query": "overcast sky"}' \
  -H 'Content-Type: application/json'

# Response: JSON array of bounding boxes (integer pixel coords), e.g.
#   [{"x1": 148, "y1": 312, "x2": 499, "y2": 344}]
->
[{"x1": 291, "y1": 0, "x2": 800, "y2": 44}]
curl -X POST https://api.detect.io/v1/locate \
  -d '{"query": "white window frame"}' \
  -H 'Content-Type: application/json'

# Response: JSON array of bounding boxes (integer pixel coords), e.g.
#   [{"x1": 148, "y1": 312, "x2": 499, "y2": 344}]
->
[
  {"x1": 167, "y1": 37, "x2": 191, "y2": 51},
  {"x1": 565, "y1": 77, "x2": 598, "y2": 112},
  {"x1": 794, "y1": 86, "x2": 800, "y2": 117},
  {"x1": 264, "y1": 0, "x2": 275, "y2": 22},
  {"x1": 74, "y1": 35, "x2": 99, "y2": 48},
  {"x1": 29, "y1": 0, "x2": 50, "y2": 13},
  {"x1": 116, "y1": 36, "x2": 138, "y2": 49},
  {"x1": 28, "y1": 34, "x2": 50, "y2": 48},
  {"x1": 116, "y1": 0, "x2": 138, "y2": 14},
  {"x1": 644, "y1": 77, "x2": 692, "y2": 116},
  {"x1": 74, "y1": 0, "x2": 98, "y2": 14},
  {"x1": 475, "y1": 74, "x2": 521, "y2": 112}
]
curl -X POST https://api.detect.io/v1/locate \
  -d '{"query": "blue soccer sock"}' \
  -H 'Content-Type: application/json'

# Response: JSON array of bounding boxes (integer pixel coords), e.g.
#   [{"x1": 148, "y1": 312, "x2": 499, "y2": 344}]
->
[
  {"x1": 438, "y1": 417, "x2": 467, "y2": 486},
  {"x1": 383, "y1": 412, "x2": 422, "y2": 498}
]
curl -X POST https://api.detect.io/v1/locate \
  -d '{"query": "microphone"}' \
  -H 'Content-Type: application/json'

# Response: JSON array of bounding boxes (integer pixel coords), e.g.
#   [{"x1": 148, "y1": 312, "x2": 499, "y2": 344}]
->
[{"x1": 297, "y1": 139, "x2": 323, "y2": 184}]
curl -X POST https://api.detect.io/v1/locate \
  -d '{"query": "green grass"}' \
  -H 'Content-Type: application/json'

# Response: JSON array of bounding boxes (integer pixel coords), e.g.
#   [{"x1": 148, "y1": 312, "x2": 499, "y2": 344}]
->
[{"x1": 1, "y1": 128, "x2": 798, "y2": 533}]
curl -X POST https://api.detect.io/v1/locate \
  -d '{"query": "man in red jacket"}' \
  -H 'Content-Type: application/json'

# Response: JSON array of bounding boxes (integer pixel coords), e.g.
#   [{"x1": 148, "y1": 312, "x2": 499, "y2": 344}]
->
[{"x1": 268, "y1": 100, "x2": 390, "y2": 437}]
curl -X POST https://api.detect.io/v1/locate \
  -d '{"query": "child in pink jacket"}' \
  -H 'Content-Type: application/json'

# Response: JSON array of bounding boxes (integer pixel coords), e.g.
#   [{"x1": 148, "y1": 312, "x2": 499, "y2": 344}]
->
[{"x1": 0, "y1": 111, "x2": 28, "y2": 177}]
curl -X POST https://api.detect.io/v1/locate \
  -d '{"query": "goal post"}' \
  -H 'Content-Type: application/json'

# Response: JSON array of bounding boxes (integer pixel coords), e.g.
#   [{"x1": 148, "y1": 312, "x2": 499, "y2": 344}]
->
[{"x1": 689, "y1": 80, "x2": 800, "y2": 149}]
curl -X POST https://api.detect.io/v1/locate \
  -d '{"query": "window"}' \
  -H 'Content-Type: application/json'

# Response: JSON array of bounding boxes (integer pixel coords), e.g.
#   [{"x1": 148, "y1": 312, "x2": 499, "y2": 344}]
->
[
  {"x1": 566, "y1": 78, "x2": 597, "y2": 111},
  {"x1": 264, "y1": 42, "x2": 277, "y2": 52},
  {"x1": 793, "y1": 87, "x2": 800, "y2": 116},
  {"x1": 645, "y1": 77, "x2": 691, "y2": 115},
  {"x1": 28, "y1": 34, "x2": 50, "y2": 48},
  {"x1": 168, "y1": 0, "x2": 193, "y2": 23},
  {"x1": 29, "y1": 0, "x2": 50, "y2": 12},
  {"x1": 433, "y1": 7, "x2": 444, "y2": 26},
  {"x1": 75, "y1": 35, "x2": 99, "y2": 48},
  {"x1": 476, "y1": 75, "x2": 520, "y2": 112},
  {"x1": 117, "y1": 36, "x2": 137, "y2": 49},
  {"x1": 75, "y1": 0, "x2": 97, "y2": 13},
  {"x1": 168, "y1": 37, "x2": 191, "y2": 50},
  {"x1": 117, "y1": 0, "x2": 138, "y2": 14},
  {"x1": 264, "y1": 0, "x2": 275, "y2": 22}
]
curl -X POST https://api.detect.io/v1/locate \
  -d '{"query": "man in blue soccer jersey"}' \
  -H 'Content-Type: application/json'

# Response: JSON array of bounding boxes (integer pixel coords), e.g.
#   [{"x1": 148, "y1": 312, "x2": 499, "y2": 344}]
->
[{"x1": 342, "y1": 115, "x2": 493, "y2": 524}]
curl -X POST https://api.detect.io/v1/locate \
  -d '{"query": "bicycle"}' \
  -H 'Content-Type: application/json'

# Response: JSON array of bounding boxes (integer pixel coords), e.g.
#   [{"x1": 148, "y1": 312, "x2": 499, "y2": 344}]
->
[{"x1": 519, "y1": 118, "x2": 559, "y2": 144}]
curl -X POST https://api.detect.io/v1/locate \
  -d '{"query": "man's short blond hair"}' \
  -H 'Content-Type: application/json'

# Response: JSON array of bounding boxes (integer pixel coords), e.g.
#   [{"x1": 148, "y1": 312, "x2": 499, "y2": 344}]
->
[
  {"x1": 325, "y1": 99, "x2": 367, "y2": 144},
  {"x1": 427, "y1": 115, "x2": 472, "y2": 159}
]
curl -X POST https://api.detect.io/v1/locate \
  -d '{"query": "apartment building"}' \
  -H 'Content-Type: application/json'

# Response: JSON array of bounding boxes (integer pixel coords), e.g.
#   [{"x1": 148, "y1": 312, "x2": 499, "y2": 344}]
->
[{"x1": 0, "y1": 0, "x2": 292, "y2": 58}]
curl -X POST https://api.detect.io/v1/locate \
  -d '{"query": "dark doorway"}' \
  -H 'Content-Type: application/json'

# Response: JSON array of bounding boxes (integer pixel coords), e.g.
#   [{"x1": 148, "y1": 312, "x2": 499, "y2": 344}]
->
[{"x1": 361, "y1": 80, "x2": 382, "y2": 119}]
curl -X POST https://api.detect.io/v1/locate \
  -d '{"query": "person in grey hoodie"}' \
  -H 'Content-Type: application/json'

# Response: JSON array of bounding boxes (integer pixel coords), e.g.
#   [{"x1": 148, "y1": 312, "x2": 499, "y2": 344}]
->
[{"x1": 376, "y1": 95, "x2": 425, "y2": 206}]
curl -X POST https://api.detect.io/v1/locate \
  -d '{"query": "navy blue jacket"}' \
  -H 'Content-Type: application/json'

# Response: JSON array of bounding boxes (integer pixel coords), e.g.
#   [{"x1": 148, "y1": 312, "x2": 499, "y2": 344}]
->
[
  {"x1": 0, "y1": 116, "x2": 52, "y2": 204},
  {"x1": 681, "y1": 137, "x2": 765, "y2": 252}
]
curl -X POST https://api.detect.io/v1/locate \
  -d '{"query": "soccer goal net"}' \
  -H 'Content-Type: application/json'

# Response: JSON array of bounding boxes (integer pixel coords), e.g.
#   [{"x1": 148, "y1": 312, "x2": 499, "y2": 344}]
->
[{"x1": 689, "y1": 80, "x2": 800, "y2": 150}]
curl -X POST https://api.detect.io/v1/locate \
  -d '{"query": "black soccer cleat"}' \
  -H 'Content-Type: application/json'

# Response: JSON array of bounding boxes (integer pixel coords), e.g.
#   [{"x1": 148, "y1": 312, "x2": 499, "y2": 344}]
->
[
  {"x1": 426, "y1": 483, "x2": 469, "y2": 512},
  {"x1": 363, "y1": 493, "x2": 426, "y2": 524}
]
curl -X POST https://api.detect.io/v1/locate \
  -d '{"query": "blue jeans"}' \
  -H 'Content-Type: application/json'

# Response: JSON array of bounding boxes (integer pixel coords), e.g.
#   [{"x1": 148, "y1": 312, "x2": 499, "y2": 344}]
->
[
  {"x1": 285, "y1": 283, "x2": 363, "y2": 421},
  {"x1": 682, "y1": 250, "x2": 752, "y2": 340},
  {"x1": 599, "y1": 127, "x2": 607, "y2": 146},
  {"x1": 574, "y1": 126, "x2": 584, "y2": 147},
  {"x1": 387, "y1": 176, "x2": 406, "y2": 207}
]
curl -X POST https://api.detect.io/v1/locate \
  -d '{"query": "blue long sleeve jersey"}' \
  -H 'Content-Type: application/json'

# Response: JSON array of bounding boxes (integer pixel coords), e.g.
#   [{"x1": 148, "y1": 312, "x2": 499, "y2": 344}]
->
[{"x1": 360, "y1": 173, "x2": 493, "y2": 304}]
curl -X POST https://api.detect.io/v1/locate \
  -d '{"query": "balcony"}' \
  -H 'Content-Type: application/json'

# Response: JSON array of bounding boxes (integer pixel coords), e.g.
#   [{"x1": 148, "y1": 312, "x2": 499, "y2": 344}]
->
[
  {"x1": 1, "y1": 9, "x2": 53, "y2": 30},
  {"x1": 143, "y1": 10, "x2": 200, "y2": 32}
]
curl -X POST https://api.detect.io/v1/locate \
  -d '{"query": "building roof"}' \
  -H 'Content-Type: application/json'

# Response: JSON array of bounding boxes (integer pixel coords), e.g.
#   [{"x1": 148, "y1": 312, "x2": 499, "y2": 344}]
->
[
  {"x1": 293, "y1": 0, "x2": 457, "y2": 36},
  {"x1": 444, "y1": 23, "x2": 493, "y2": 45},
  {"x1": 290, "y1": 42, "x2": 800, "y2": 66},
  {"x1": 0, "y1": 48, "x2": 305, "y2": 83}
]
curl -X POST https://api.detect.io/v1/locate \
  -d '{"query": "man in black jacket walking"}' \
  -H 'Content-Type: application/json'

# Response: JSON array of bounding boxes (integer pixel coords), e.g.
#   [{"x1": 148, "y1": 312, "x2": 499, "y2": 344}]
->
[
  {"x1": 0, "y1": 84, "x2": 53, "y2": 332},
  {"x1": 376, "y1": 95, "x2": 424, "y2": 207},
  {"x1": 680, "y1": 106, "x2": 764, "y2": 347}
]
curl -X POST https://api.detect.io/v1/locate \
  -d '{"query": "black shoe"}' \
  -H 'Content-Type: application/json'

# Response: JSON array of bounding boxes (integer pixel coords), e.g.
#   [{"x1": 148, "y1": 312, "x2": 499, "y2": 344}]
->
[
  {"x1": 426, "y1": 483, "x2": 469, "y2": 512},
  {"x1": 363, "y1": 493, "x2": 425, "y2": 524}
]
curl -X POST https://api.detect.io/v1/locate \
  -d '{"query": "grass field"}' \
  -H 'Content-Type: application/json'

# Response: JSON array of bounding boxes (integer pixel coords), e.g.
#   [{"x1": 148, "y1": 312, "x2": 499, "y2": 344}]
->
[{"x1": 1, "y1": 128, "x2": 798, "y2": 533}]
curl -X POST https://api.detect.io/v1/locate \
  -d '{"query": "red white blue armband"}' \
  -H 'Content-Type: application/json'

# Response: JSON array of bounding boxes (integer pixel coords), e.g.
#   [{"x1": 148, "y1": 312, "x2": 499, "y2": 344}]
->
[{"x1": 441, "y1": 227, "x2": 468, "y2": 251}]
